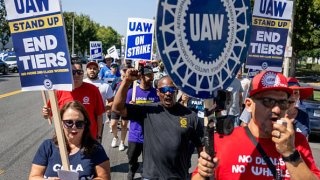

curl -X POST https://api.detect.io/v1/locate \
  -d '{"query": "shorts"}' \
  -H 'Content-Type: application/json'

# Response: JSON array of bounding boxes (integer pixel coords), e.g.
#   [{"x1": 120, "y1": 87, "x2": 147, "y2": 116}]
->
[{"x1": 111, "y1": 111, "x2": 121, "y2": 120}]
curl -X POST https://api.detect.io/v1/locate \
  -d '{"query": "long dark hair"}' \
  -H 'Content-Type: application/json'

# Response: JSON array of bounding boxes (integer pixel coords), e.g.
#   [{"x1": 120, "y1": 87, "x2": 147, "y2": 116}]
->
[{"x1": 53, "y1": 101, "x2": 98, "y2": 156}]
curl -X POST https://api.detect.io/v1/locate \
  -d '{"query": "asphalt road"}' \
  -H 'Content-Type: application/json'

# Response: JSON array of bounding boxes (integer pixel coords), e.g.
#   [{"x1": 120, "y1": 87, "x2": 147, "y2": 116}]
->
[{"x1": 0, "y1": 73, "x2": 319, "y2": 179}]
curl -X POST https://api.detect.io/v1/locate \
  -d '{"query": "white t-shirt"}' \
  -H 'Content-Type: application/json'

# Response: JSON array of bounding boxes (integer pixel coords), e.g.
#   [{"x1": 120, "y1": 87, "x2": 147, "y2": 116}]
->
[{"x1": 84, "y1": 78, "x2": 114, "y2": 123}]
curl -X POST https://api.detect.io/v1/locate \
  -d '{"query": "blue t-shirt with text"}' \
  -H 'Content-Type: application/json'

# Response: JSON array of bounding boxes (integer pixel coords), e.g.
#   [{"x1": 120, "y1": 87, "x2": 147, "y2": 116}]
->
[{"x1": 32, "y1": 139, "x2": 109, "y2": 179}]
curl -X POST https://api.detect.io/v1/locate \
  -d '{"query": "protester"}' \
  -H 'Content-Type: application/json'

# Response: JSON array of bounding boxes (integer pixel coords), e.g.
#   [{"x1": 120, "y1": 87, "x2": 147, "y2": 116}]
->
[
  {"x1": 125, "y1": 65, "x2": 160, "y2": 179},
  {"x1": 102, "y1": 62, "x2": 121, "y2": 85},
  {"x1": 226, "y1": 76, "x2": 243, "y2": 127},
  {"x1": 83, "y1": 61, "x2": 114, "y2": 138},
  {"x1": 42, "y1": 59, "x2": 105, "y2": 141},
  {"x1": 112, "y1": 71, "x2": 203, "y2": 179},
  {"x1": 99, "y1": 55, "x2": 113, "y2": 80},
  {"x1": 192, "y1": 71, "x2": 320, "y2": 179},
  {"x1": 153, "y1": 61, "x2": 167, "y2": 88},
  {"x1": 286, "y1": 77, "x2": 314, "y2": 137},
  {"x1": 30, "y1": 101, "x2": 110, "y2": 179},
  {"x1": 110, "y1": 67, "x2": 131, "y2": 150}
]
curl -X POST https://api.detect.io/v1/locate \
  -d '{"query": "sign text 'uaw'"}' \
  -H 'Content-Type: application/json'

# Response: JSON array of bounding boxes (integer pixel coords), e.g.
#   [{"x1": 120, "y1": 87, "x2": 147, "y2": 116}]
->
[
  {"x1": 246, "y1": 0, "x2": 293, "y2": 72},
  {"x1": 156, "y1": 0, "x2": 251, "y2": 98},
  {"x1": 125, "y1": 18, "x2": 154, "y2": 60}
]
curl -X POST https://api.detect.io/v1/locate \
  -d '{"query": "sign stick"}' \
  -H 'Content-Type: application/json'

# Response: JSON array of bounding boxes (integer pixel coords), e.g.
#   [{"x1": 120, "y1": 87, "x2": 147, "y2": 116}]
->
[
  {"x1": 47, "y1": 90, "x2": 70, "y2": 171},
  {"x1": 131, "y1": 61, "x2": 139, "y2": 102},
  {"x1": 203, "y1": 99, "x2": 215, "y2": 180},
  {"x1": 41, "y1": 91, "x2": 51, "y2": 125}
]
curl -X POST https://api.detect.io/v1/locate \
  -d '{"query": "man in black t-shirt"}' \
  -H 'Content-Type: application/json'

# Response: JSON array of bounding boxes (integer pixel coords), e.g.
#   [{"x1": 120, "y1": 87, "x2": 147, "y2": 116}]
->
[{"x1": 112, "y1": 69, "x2": 203, "y2": 179}]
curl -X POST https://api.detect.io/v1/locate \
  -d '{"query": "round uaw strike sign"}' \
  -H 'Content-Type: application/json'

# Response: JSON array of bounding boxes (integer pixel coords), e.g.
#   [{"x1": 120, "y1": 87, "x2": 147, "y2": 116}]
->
[{"x1": 156, "y1": 0, "x2": 251, "y2": 98}]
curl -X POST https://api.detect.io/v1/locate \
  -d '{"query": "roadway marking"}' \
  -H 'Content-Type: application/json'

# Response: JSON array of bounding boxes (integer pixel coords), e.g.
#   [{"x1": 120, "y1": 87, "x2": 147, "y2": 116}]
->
[{"x1": 0, "y1": 90, "x2": 22, "y2": 99}]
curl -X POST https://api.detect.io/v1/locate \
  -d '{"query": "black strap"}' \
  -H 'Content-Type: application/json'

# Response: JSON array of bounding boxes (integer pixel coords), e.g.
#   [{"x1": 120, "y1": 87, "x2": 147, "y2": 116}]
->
[{"x1": 244, "y1": 126, "x2": 280, "y2": 180}]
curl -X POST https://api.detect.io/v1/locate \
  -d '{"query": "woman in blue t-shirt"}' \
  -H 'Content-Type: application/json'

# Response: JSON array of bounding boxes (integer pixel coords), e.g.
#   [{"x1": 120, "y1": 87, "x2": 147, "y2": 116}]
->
[{"x1": 29, "y1": 101, "x2": 110, "y2": 180}]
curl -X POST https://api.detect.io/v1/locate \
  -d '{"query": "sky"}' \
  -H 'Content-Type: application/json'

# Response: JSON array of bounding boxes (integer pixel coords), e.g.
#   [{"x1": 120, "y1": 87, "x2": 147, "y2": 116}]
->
[{"x1": 60, "y1": 0, "x2": 158, "y2": 36}]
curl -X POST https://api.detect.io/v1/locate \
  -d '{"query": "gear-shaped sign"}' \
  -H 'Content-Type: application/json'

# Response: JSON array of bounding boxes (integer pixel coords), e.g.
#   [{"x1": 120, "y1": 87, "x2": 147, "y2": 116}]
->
[{"x1": 156, "y1": 0, "x2": 251, "y2": 98}]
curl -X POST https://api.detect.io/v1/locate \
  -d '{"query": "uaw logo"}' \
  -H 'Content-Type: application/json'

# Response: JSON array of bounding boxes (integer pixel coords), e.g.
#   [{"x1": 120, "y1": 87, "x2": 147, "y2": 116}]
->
[
  {"x1": 261, "y1": 72, "x2": 280, "y2": 87},
  {"x1": 179, "y1": 117, "x2": 188, "y2": 128},
  {"x1": 156, "y1": 0, "x2": 251, "y2": 98},
  {"x1": 83, "y1": 96, "x2": 90, "y2": 104},
  {"x1": 43, "y1": 79, "x2": 53, "y2": 90}
]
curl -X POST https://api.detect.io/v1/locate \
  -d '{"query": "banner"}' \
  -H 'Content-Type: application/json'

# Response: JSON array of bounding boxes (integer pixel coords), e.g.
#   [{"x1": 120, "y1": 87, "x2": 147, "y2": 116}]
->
[
  {"x1": 246, "y1": 0, "x2": 293, "y2": 72},
  {"x1": 125, "y1": 18, "x2": 154, "y2": 60},
  {"x1": 156, "y1": 0, "x2": 251, "y2": 98},
  {"x1": 5, "y1": 0, "x2": 73, "y2": 91},
  {"x1": 107, "y1": 45, "x2": 119, "y2": 60},
  {"x1": 90, "y1": 41, "x2": 103, "y2": 61}
]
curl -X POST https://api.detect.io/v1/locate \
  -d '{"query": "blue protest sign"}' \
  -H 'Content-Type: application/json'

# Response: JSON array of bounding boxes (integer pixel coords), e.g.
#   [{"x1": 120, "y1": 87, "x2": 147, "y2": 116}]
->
[
  {"x1": 156, "y1": 0, "x2": 251, "y2": 98},
  {"x1": 125, "y1": 18, "x2": 154, "y2": 60},
  {"x1": 5, "y1": 0, "x2": 73, "y2": 91},
  {"x1": 246, "y1": 0, "x2": 293, "y2": 72},
  {"x1": 90, "y1": 41, "x2": 103, "y2": 61}
]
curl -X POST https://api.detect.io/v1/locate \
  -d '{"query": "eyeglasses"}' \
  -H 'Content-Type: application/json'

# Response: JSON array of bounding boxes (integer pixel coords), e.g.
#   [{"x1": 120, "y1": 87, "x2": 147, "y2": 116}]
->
[
  {"x1": 159, "y1": 86, "x2": 176, "y2": 94},
  {"x1": 253, "y1": 97, "x2": 289, "y2": 110},
  {"x1": 72, "y1": 69, "x2": 84, "y2": 75},
  {"x1": 62, "y1": 120, "x2": 86, "y2": 129}
]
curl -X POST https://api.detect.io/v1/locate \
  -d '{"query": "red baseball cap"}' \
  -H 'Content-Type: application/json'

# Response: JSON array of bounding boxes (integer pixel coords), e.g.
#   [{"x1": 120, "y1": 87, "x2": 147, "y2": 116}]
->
[
  {"x1": 287, "y1": 77, "x2": 313, "y2": 100},
  {"x1": 249, "y1": 71, "x2": 293, "y2": 97},
  {"x1": 86, "y1": 61, "x2": 99, "y2": 68}
]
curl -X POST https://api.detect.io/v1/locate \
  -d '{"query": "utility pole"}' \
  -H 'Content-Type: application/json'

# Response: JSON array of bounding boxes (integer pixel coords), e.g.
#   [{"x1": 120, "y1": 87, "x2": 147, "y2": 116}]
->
[
  {"x1": 283, "y1": 0, "x2": 296, "y2": 77},
  {"x1": 71, "y1": 13, "x2": 75, "y2": 56}
]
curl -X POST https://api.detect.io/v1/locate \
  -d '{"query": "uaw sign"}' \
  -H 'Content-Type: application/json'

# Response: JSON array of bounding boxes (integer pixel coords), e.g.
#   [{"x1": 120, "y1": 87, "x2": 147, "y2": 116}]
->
[
  {"x1": 125, "y1": 18, "x2": 154, "y2": 60},
  {"x1": 246, "y1": 0, "x2": 293, "y2": 72},
  {"x1": 90, "y1": 41, "x2": 103, "y2": 61},
  {"x1": 5, "y1": 0, "x2": 73, "y2": 91},
  {"x1": 156, "y1": 0, "x2": 251, "y2": 98}
]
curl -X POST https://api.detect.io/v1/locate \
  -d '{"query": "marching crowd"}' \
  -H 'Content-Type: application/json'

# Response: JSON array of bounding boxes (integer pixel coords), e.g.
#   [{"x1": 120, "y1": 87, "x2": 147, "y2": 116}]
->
[{"x1": 28, "y1": 55, "x2": 320, "y2": 180}]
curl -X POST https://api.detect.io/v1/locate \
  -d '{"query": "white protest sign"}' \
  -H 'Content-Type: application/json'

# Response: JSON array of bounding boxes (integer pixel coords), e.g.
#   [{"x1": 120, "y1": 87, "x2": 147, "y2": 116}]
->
[{"x1": 107, "y1": 45, "x2": 119, "y2": 59}]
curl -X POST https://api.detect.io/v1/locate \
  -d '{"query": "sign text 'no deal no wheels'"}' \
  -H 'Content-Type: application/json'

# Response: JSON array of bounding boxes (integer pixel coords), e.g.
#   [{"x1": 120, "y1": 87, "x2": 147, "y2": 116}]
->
[
  {"x1": 156, "y1": 0, "x2": 251, "y2": 98},
  {"x1": 5, "y1": 0, "x2": 73, "y2": 91}
]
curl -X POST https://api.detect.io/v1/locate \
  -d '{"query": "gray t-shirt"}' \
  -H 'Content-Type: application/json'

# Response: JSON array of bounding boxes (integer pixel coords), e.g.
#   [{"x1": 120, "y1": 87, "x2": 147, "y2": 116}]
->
[
  {"x1": 227, "y1": 78, "x2": 243, "y2": 116},
  {"x1": 126, "y1": 102, "x2": 202, "y2": 179}
]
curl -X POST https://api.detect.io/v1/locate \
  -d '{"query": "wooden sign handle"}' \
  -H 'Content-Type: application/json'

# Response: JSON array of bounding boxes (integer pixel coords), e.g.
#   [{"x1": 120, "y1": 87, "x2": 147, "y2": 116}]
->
[{"x1": 48, "y1": 90, "x2": 70, "y2": 171}]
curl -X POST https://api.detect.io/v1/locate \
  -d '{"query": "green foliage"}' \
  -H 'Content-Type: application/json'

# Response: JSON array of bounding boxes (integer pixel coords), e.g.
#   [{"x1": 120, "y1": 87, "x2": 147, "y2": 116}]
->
[
  {"x1": 0, "y1": 0, "x2": 10, "y2": 50},
  {"x1": 63, "y1": 12, "x2": 121, "y2": 57},
  {"x1": 96, "y1": 26, "x2": 121, "y2": 55}
]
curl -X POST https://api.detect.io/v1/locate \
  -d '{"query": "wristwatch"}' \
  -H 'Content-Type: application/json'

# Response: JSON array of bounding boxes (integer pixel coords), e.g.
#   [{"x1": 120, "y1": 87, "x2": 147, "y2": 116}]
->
[{"x1": 282, "y1": 150, "x2": 301, "y2": 162}]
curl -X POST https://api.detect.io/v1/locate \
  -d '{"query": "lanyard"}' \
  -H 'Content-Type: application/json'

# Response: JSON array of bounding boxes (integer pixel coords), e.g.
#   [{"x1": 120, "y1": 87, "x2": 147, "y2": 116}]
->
[{"x1": 244, "y1": 126, "x2": 281, "y2": 180}]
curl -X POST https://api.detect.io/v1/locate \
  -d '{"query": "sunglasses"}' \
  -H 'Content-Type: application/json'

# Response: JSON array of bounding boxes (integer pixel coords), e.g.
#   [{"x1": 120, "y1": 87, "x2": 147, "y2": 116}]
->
[
  {"x1": 253, "y1": 97, "x2": 289, "y2": 110},
  {"x1": 62, "y1": 120, "x2": 86, "y2": 129},
  {"x1": 72, "y1": 69, "x2": 84, "y2": 75},
  {"x1": 159, "y1": 86, "x2": 176, "y2": 94}
]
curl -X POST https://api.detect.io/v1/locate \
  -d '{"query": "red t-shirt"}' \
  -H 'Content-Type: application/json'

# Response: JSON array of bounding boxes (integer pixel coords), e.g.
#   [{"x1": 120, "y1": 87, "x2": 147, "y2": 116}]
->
[
  {"x1": 193, "y1": 127, "x2": 320, "y2": 179},
  {"x1": 50, "y1": 82, "x2": 105, "y2": 139}
]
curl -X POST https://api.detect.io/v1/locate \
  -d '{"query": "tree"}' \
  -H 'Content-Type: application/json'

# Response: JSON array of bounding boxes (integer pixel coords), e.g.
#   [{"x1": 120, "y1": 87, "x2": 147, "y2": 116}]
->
[
  {"x1": 97, "y1": 26, "x2": 121, "y2": 55},
  {"x1": 0, "y1": 0, "x2": 10, "y2": 50}
]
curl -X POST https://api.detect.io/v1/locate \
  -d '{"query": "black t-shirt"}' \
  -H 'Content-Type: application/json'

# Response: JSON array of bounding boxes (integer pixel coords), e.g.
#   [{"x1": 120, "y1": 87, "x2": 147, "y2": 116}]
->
[{"x1": 126, "y1": 102, "x2": 202, "y2": 179}]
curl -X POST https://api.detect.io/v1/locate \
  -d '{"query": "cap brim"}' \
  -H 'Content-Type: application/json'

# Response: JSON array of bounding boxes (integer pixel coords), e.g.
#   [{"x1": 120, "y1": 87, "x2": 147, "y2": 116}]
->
[
  {"x1": 290, "y1": 86, "x2": 313, "y2": 100},
  {"x1": 250, "y1": 87, "x2": 293, "y2": 97}
]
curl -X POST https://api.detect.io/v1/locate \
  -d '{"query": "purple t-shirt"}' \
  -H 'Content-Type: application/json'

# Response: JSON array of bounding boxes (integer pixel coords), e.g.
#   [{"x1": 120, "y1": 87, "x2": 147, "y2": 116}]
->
[{"x1": 126, "y1": 85, "x2": 159, "y2": 143}]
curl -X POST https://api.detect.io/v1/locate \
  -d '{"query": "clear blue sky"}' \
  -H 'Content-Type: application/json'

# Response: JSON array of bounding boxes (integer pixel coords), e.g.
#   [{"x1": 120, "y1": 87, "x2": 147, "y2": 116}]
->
[{"x1": 61, "y1": 0, "x2": 158, "y2": 36}]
